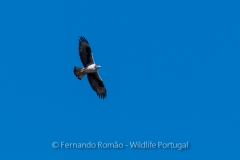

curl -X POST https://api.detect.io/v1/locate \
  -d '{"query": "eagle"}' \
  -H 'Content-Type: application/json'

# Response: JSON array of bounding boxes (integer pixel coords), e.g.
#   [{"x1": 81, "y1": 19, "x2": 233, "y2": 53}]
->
[{"x1": 74, "y1": 36, "x2": 107, "y2": 99}]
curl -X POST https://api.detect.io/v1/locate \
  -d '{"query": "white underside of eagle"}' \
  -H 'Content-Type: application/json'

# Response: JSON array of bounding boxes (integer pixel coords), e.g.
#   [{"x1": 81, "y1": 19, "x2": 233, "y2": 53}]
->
[{"x1": 74, "y1": 36, "x2": 107, "y2": 99}]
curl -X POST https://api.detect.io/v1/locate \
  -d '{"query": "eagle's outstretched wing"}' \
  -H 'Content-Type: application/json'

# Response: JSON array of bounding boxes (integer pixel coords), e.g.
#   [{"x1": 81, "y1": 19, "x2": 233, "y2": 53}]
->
[
  {"x1": 78, "y1": 36, "x2": 94, "y2": 67},
  {"x1": 87, "y1": 72, "x2": 107, "y2": 99}
]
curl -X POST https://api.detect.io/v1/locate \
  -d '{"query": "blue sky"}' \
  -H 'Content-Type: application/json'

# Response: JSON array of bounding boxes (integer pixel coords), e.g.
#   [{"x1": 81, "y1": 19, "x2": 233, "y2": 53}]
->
[{"x1": 0, "y1": 0, "x2": 239, "y2": 159}]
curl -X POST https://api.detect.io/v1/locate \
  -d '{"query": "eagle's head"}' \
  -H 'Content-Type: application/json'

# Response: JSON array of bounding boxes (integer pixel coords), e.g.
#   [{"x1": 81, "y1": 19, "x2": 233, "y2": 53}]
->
[{"x1": 96, "y1": 65, "x2": 101, "y2": 69}]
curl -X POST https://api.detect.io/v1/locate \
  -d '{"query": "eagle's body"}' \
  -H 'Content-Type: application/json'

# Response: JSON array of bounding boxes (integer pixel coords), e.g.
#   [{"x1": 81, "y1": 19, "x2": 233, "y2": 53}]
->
[
  {"x1": 74, "y1": 36, "x2": 107, "y2": 99},
  {"x1": 84, "y1": 64, "x2": 100, "y2": 73}
]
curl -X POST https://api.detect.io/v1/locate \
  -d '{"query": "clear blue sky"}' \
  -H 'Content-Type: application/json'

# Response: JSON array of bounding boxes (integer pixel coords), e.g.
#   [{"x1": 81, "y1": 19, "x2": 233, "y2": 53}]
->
[{"x1": 0, "y1": 0, "x2": 239, "y2": 159}]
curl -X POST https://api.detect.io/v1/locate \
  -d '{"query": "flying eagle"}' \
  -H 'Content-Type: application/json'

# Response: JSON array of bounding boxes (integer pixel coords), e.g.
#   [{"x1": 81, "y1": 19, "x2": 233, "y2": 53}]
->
[{"x1": 74, "y1": 36, "x2": 107, "y2": 99}]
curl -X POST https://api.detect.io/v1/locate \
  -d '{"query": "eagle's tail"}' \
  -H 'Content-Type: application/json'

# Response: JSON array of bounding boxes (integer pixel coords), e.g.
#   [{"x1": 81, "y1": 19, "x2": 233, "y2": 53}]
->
[{"x1": 74, "y1": 67, "x2": 86, "y2": 80}]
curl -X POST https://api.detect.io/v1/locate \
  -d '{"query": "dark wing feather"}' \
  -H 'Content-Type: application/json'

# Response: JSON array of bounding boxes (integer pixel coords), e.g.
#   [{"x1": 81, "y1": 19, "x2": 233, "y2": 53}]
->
[
  {"x1": 87, "y1": 72, "x2": 107, "y2": 99},
  {"x1": 78, "y1": 36, "x2": 94, "y2": 67}
]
